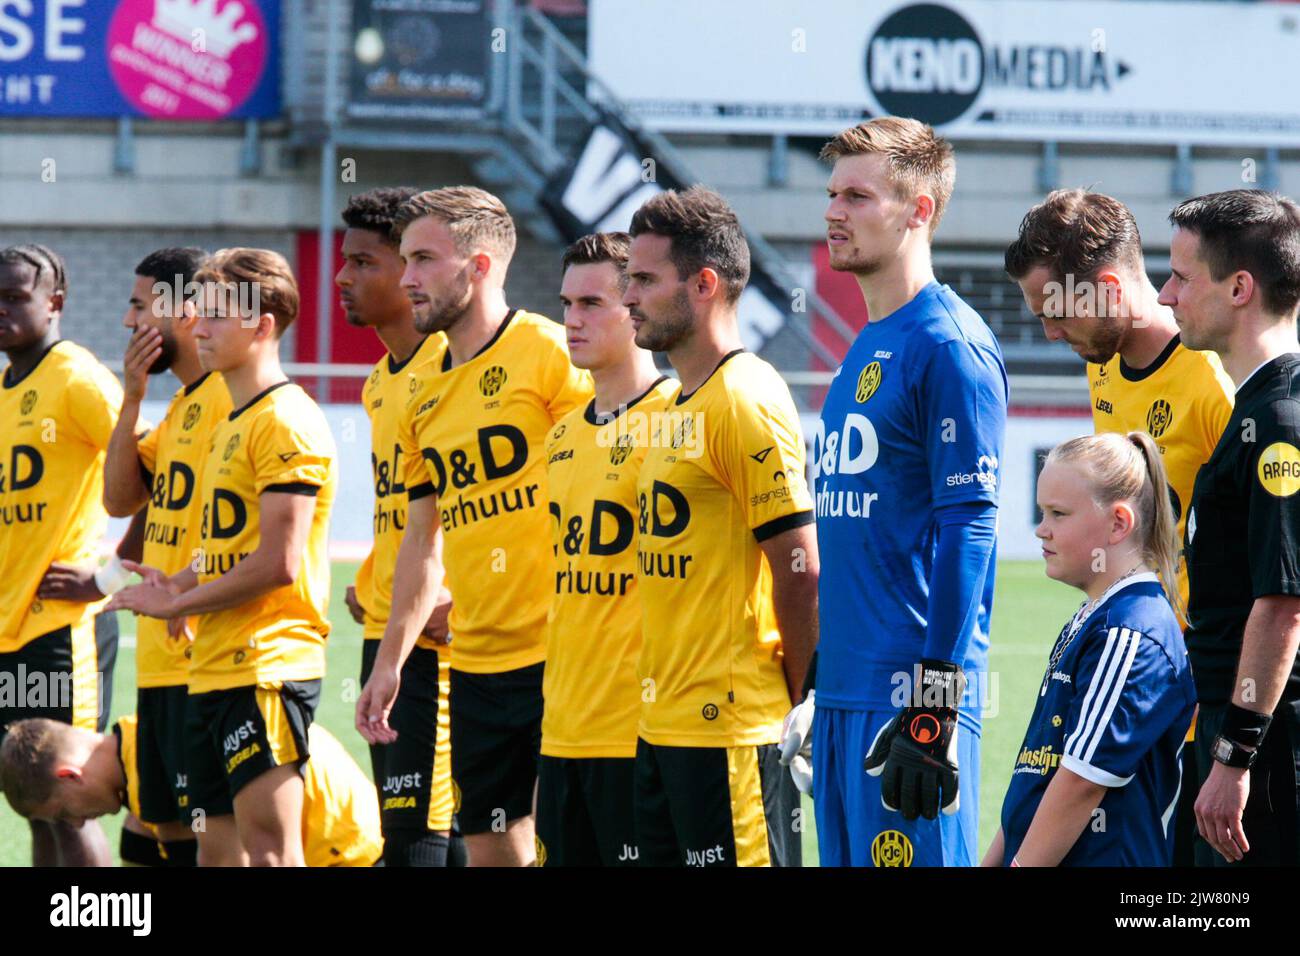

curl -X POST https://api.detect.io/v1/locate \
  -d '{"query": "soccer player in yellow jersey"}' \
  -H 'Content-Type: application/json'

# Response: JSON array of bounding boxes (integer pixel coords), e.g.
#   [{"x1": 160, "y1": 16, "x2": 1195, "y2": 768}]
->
[
  {"x1": 1004, "y1": 189, "x2": 1234, "y2": 865},
  {"x1": 624, "y1": 188, "x2": 819, "y2": 867},
  {"x1": 336, "y1": 187, "x2": 461, "y2": 867},
  {"x1": 109, "y1": 249, "x2": 338, "y2": 867},
  {"x1": 0, "y1": 716, "x2": 383, "y2": 867},
  {"x1": 536, "y1": 232, "x2": 676, "y2": 867},
  {"x1": 0, "y1": 243, "x2": 124, "y2": 866},
  {"x1": 357, "y1": 187, "x2": 592, "y2": 867},
  {"x1": 97, "y1": 247, "x2": 227, "y2": 867}
]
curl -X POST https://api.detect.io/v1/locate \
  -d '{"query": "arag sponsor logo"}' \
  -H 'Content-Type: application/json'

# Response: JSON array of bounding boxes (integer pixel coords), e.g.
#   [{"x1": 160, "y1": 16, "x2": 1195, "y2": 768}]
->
[
  {"x1": 864, "y1": 1, "x2": 1133, "y2": 128},
  {"x1": 1258, "y1": 442, "x2": 1300, "y2": 498}
]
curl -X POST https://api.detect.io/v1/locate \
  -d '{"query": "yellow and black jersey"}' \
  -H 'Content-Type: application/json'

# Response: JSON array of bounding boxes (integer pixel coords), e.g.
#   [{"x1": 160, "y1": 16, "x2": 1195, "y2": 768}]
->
[
  {"x1": 399, "y1": 310, "x2": 593, "y2": 674},
  {"x1": 0, "y1": 341, "x2": 122, "y2": 651},
  {"x1": 355, "y1": 334, "x2": 447, "y2": 648},
  {"x1": 135, "y1": 372, "x2": 232, "y2": 687},
  {"x1": 635, "y1": 351, "x2": 814, "y2": 748},
  {"x1": 542, "y1": 376, "x2": 678, "y2": 759},
  {"x1": 1088, "y1": 334, "x2": 1234, "y2": 618},
  {"x1": 189, "y1": 382, "x2": 338, "y2": 694},
  {"x1": 115, "y1": 715, "x2": 383, "y2": 866}
]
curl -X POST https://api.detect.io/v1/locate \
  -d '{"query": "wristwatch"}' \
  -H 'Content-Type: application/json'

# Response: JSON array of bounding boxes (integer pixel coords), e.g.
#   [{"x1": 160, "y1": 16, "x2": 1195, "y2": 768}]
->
[{"x1": 1211, "y1": 734, "x2": 1258, "y2": 769}]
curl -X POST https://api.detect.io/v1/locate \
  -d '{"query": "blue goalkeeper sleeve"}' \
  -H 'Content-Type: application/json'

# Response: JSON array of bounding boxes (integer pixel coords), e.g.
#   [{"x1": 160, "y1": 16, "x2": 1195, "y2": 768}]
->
[{"x1": 922, "y1": 500, "x2": 998, "y2": 665}]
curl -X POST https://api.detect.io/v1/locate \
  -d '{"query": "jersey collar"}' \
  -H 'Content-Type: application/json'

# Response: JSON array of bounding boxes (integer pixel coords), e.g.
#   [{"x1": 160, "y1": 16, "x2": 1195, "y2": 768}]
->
[
  {"x1": 388, "y1": 335, "x2": 431, "y2": 375},
  {"x1": 1088, "y1": 570, "x2": 1160, "y2": 614},
  {"x1": 440, "y1": 309, "x2": 517, "y2": 372},
  {"x1": 1119, "y1": 333, "x2": 1180, "y2": 383},
  {"x1": 674, "y1": 349, "x2": 744, "y2": 406},
  {"x1": 182, "y1": 371, "x2": 213, "y2": 397},
  {"x1": 869, "y1": 280, "x2": 942, "y2": 326},
  {"x1": 584, "y1": 375, "x2": 671, "y2": 425},
  {"x1": 2, "y1": 339, "x2": 63, "y2": 389},
  {"x1": 1236, "y1": 353, "x2": 1297, "y2": 396},
  {"x1": 228, "y1": 380, "x2": 292, "y2": 420}
]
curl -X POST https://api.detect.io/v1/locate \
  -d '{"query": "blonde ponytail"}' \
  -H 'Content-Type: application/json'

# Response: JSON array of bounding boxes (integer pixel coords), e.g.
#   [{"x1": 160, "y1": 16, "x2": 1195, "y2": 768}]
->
[
  {"x1": 1046, "y1": 431, "x2": 1184, "y2": 619},
  {"x1": 1126, "y1": 431, "x2": 1184, "y2": 621}
]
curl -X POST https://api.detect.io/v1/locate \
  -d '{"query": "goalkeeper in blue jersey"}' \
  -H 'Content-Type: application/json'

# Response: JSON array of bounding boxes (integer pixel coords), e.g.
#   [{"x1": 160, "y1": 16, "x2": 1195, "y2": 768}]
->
[
  {"x1": 790, "y1": 118, "x2": 1008, "y2": 867},
  {"x1": 984, "y1": 432, "x2": 1195, "y2": 866}
]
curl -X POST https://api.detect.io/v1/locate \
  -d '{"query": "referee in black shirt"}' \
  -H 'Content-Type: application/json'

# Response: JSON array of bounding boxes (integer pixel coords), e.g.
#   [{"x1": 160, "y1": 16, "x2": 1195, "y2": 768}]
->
[{"x1": 1157, "y1": 189, "x2": 1300, "y2": 866}]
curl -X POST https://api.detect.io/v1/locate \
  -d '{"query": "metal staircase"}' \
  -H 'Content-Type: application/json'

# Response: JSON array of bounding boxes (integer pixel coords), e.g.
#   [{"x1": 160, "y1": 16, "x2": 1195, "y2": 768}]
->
[{"x1": 287, "y1": 0, "x2": 856, "y2": 366}]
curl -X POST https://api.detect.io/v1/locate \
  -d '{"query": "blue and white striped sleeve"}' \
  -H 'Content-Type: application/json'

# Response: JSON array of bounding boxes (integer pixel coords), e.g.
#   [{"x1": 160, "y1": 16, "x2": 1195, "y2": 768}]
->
[{"x1": 1060, "y1": 625, "x2": 1181, "y2": 787}]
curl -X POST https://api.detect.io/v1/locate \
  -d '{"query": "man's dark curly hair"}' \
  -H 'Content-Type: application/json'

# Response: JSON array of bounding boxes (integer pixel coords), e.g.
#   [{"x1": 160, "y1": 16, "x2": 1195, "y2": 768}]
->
[{"x1": 342, "y1": 187, "x2": 421, "y2": 246}]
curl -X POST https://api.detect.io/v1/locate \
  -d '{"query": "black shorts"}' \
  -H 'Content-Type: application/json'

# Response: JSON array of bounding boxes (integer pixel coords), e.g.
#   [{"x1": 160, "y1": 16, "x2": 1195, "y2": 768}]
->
[
  {"x1": 360, "y1": 640, "x2": 455, "y2": 834},
  {"x1": 1192, "y1": 700, "x2": 1300, "y2": 866},
  {"x1": 449, "y1": 662, "x2": 543, "y2": 835},
  {"x1": 136, "y1": 684, "x2": 191, "y2": 825},
  {"x1": 536, "y1": 755, "x2": 638, "y2": 866},
  {"x1": 0, "y1": 618, "x2": 102, "y2": 738},
  {"x1": 184, "y1": 680, "x2": 320, "y2": 817},
  {"x1": 633, "y1": 738, "x2": 801, "y2": 867}
]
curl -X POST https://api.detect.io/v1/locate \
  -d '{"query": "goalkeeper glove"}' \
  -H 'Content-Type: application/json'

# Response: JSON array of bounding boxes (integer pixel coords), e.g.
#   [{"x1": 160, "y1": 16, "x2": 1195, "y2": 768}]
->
[
  {"x1": 779, "y1": 690, "x2": 815, "y2": 794},
  {"x1": 864, "y1": 659, "x2": 964, "y2": 821}
]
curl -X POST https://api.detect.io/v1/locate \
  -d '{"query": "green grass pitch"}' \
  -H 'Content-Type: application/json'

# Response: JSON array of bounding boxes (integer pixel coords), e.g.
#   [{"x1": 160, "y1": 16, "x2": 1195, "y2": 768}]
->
[{"x1": 0, "y1": 559, "x2": 1079, "y2": 866}]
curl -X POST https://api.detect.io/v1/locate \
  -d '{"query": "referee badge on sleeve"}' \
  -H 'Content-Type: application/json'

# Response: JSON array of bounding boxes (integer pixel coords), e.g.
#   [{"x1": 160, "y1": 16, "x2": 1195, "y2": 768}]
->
[{"x1": 1258, "y1": 442, "x2": 1300, "y2": 497}]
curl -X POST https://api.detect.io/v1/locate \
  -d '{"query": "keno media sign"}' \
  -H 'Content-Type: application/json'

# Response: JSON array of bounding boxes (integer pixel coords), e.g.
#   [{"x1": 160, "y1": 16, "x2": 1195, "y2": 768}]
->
[
  {"x1": 589, "y1": 0, "x2": 1300, "y2": 145},
  {"x1": 0, "y1": 0, "x2": 280, "y2": 118}
]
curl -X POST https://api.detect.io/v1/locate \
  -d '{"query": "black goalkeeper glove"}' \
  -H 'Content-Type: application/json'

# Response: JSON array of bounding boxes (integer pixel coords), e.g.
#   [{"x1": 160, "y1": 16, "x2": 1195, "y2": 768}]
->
[{"x1": 863, "y1": 659, "x2": 965, "y2": 821}]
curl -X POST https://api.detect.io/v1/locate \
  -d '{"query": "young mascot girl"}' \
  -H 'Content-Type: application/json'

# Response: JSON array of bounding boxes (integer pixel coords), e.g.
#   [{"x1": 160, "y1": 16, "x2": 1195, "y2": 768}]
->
[{"x1": 984, "y1": 432, "x2": 1196, "y2": 867}]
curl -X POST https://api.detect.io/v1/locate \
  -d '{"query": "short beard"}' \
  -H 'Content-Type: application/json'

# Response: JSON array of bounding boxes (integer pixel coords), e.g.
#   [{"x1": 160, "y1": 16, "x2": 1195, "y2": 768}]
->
[
  {"x1": 633, "y1": 288, "x2": 695, "y2": 352},
  {"x1": 147, "y1": 330, "x2": 178, "y2": 375},
  {"x1": 828, "y1": 245, "x2": 883, "y2": 277},
  {"x1": 1077, "y1": 314, "x2": 1125, "y2": 365},
  {"x1": 413, "y1": 268, "x2": 473, "y2": 335}
]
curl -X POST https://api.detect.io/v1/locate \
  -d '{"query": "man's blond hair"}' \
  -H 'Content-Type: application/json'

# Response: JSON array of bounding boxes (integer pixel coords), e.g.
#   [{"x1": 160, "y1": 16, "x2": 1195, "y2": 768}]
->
[
  {"x1": 819, "y1": 117, "x2": 956, "y2": 235},
  {"x1": 393, "y1": 186, "x2": 517, "y2": 264},
  {"x1": 0, "y1": 718, "x2": 77, "y2": 818}
]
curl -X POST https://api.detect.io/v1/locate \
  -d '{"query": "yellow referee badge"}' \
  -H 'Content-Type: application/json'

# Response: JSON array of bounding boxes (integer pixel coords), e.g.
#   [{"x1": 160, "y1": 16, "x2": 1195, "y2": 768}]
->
[
  {"x1": 856, "y1": 362, "x2": 883, "y2": 403},
  {"x1": 1258, "y1": 442, "x2": 1300, "y2": 497}
]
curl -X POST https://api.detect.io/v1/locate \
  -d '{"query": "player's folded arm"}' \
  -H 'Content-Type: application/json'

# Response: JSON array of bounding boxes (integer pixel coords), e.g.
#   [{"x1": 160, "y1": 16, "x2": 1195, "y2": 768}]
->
[{"x1": 1061, "y1": 626, "x2": 1185, "y2": 788}]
